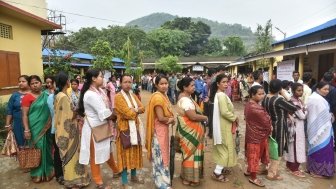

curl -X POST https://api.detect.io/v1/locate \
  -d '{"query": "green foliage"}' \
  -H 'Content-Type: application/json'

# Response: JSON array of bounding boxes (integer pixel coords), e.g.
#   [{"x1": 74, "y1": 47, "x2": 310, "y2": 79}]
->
[
  {"x1": 254, "y1": 19, "x2": 273, "y2": 54},
  {"x1": 119, "y1": 37, "x2": 134, "y2": 75},
  {"x1": 69, "y1": 27, "x2": 102, "y2": 52},
  {"x1": 126, "y1": 13, "x2": 176, "y2": 32},
  {"x1": 91, "y1": 40, "x2": 114, "y2": 73},
  {"x1": 223, "y1": 36, "x2": 246, "y2": 56},
  {"x1": 43, "y1": 49, "x2": 79, "y2": 77},
  {"x1": 155, "y1": 55, "x2": 182, "y2": 73},
  {"x1": 147, "y1": 28, "x2": 191, "y2": 57},
  {"x1": 202, "y1": 38, "x2": 223, "y2": 55},
  {"x1": 0, "y1": 101, "x2": 8, "y2": 143},
  {"x1": 162, "y1": 17, "x2": 211, "y2": 56}
]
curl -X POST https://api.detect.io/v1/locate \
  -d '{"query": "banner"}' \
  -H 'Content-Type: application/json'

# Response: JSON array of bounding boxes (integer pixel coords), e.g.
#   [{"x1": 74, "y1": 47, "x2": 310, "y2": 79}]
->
[{"x1": 277, "y1": 60, "x2": 295, "y2": 81}]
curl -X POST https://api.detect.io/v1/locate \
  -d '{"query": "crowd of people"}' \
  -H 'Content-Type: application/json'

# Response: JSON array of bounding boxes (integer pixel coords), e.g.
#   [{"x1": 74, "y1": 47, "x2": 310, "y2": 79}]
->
[{"x1": 3, "y1": 65, "x2": 336, "y2": 189}]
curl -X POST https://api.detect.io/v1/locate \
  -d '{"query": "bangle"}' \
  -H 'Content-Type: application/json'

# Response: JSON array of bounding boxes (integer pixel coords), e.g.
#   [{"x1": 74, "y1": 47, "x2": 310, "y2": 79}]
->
[{"x1": 24, "y1": 130, "x2": 30, "y2": 133}]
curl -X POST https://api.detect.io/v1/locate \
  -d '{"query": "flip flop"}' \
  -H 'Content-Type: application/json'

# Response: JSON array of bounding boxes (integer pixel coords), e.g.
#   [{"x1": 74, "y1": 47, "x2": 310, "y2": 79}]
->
[
  {"x1": 244, "y1": 172, "x2": 251, "y2": 176},
  {"x1": 249, "y1": 178, "x2": 265, "y2": 187},
  {"x1": 266, "y1": 175, "x2": 283, "y2": 181},
  {"x1": 291, "y1": 170, "x2": 306, "y2": 178},
  {"x1": 212, "y1": 172, "x2": 229, "y2": 183}
]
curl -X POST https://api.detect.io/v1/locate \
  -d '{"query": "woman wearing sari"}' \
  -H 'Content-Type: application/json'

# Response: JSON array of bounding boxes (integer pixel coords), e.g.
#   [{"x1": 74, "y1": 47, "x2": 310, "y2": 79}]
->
[
  {"x1": 115, "y1": 75, "x2": 145, "y2": 189},
  {"x1": 210, "y1": 74, "x2": 238, "y2": 183},
  {"x1": 146, "y1": 74, "x2": 175, "y2": 189},
  {"x1": 54, "y1": 72, "x2": 90, "y2": 188},
  {"x1": 22, "y1": 75, "x2": 53, "y2": 183},
  {"x1": 306, "y1": 81, "x2": 335, "y2": 178},
  {"x1": 176, "y1": 77, "x2": 208, "y2": 186},
  {"x1": 6, "y1": 75, "x2": 30, "y2": 148}
]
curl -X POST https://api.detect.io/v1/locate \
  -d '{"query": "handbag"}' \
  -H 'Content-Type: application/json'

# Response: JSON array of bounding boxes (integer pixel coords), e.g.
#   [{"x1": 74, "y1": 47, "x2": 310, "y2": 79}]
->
[
  {"x1": 86, "y1": 116, "x2": 112, "y2": 142},
  {"x1": 268, "y1": 136, "x2": 279, "y2": 160},
  {"x1": 17, "y1": 141, "x2": 41, "y2": 169},
  {"x1": 232, "y1": 121, "x2": 238, "y2": 134},
  {"x1": 17, "y1": 117, "x2": 51, "y2": 169},
  {"x1": 120, "y1": 129, "x2": 141, "y2": 149},
  {"x1": 1, "y1": 130, "x2": 19, "y2": 156}
]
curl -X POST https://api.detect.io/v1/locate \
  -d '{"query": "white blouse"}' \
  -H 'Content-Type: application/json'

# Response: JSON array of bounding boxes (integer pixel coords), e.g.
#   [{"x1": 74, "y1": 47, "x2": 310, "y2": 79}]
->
[{"x1": 79, "y1": 90, "x2": 112, "y2": 165}]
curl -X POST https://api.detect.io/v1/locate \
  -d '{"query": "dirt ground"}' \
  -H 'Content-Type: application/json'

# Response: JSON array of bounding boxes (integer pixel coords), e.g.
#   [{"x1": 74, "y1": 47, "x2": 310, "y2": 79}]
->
[{"x1": 0, "y1": 90, "x2": 335, "y2": 189}]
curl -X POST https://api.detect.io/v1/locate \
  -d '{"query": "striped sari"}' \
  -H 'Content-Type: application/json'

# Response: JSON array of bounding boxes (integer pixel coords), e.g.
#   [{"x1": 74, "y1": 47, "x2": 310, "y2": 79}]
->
[{"x1": 177, "y1": 97, "x2": 205, "y2": 183}]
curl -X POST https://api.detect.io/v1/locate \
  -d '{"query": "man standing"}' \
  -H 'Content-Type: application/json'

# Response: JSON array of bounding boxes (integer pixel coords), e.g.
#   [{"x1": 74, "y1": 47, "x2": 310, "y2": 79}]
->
[
  {"x1": 301, "y1": 73, "x2": 312, "y2": 105},
  {"x1": 291, "y1": 71, "x2": 303, "y2": 84},
  {"x1": 168, "y1": 73, "x2": 177, "y2": 104},
  {"x1": 194, "y1": 75, "x2": 204, "y2": 104}
]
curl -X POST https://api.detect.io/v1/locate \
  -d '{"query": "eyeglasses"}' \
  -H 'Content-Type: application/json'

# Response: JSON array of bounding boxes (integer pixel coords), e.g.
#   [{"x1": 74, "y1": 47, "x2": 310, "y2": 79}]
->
[{"x1": 76, "y1": 78, "x2": 81, "y2": 80}]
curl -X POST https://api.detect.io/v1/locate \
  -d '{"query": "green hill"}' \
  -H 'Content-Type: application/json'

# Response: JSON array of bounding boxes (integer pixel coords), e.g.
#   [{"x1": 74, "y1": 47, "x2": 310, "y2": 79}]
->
[{"x1": 126, "y1": 13, "x2": 256, "y2": 48}]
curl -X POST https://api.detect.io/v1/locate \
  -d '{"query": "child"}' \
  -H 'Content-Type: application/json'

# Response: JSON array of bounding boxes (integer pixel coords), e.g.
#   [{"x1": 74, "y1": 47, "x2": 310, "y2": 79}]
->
[{"x1": 244, "y1": 85, "x2": 272, "y2": 187}]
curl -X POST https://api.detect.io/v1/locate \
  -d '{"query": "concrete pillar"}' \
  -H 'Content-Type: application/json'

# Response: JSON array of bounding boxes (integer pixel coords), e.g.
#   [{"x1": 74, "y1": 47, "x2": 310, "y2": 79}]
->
[
  {"x1": 252, "y1": 61, "x2": 257, "y2": 71},
  {"x1": 234, "y1": 66, "x2": 238, "y2": 75},
  {"x1": 299, "y1": 54, "x2": 304, "y2": 79},
  {"x1": 268, "y1": 61, "x2": 273, "y2": 80},
  {"x1": 80, "y1": 68, "x2": 84, "y2": 76}
]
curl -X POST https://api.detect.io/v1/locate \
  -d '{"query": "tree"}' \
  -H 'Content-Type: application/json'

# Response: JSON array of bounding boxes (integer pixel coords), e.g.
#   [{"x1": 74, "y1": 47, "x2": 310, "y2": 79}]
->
[
  {"x1": 69, "y1": 27, "x2": 101, "y2": 52},
  {"x1": 202, "y1": 38, "x2": 223, "y2": 55},
  {"x1": 162, "y1": 17, "x2": 211, "y2": 56},
  {"x1": 254, "y1": 19, "x2": 273, "y2": 54},
  {"x1": 91, "y1": 40, "x2": 114, "y2": 74},
  {"x1": 155, "y1": 55, "x2": 182, "y2": 73},
  {"x1": 119, "y1": 37, "x2": 134, "y2": 75},
  {"x1": 223, "y1": 36, "x2": 246, "y2": 56},
  {"x1": 147, "y1": 28, "x2": 191, "y2": 57},
  {"x1": 43, "y1": 49, "x2": 79, "y2": 77}
]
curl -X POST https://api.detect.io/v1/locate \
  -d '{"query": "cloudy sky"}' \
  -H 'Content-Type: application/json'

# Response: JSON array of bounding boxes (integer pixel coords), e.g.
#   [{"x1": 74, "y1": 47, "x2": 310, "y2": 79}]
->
[{"x1": 45, "y1": 0, "x2": 336, "y2": 41}]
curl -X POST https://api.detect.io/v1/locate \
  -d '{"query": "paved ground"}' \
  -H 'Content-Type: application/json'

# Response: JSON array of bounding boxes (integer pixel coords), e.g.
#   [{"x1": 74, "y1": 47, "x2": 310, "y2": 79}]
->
[{"x1": 0, "y1": 90, "x2": 335, "y2": 189}]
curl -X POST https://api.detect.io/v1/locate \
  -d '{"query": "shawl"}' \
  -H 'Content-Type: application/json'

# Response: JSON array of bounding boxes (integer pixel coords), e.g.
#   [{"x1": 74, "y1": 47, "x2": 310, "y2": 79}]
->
[
  {"x1": 244, "y1": 101, "x2": 272, "y2": 143},
  {"x1": 145, "y1": 92, "x2": 173, "y2": 160},
  {"x1": 213, "y1": 92, "x2": 223, "y2": 145},
  {"x1": 120, "y1": 90, "x2": 140, "y2": 145},
  {"x1": 306, "y1": 92, "x2": 333, "y2": 155}
]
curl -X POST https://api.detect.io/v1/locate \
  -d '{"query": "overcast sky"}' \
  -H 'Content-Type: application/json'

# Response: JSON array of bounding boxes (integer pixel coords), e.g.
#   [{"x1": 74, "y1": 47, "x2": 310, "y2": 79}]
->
[{"x1": 46, "y1": 0, "x2": 336, "y2": 41}]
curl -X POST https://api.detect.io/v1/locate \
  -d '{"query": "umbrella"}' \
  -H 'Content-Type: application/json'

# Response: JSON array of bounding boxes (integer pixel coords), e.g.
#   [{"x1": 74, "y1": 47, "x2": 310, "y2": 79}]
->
[
  {"x1": 235, "y1": 130, "x2": 240, "y2": 155},
  {"x1": 169, "y1": 120, "x2": 179, "y2": 186}
]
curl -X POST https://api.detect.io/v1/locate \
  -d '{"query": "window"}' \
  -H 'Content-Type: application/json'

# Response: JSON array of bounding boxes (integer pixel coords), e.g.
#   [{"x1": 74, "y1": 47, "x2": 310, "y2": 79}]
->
[
  {"x1": 0, "y1": 23, "x2": 13, "y2": 39},
  {"x1": 0, "y1": 51, "x2": 21, "y2": 89}
]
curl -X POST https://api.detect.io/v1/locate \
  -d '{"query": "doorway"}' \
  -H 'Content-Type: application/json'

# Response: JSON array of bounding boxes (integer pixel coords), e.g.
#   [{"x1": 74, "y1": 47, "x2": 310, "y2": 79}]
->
[{"x1": 318, "y1": 53, "x2": 334, "y2": 81}]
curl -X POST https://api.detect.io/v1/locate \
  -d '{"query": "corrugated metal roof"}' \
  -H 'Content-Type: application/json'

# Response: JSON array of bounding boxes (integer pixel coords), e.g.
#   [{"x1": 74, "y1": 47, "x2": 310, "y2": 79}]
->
[
  {"x1": 42, "y1": 48, "x2": 124, "y2": 62},
  {"x1": 273, "y1": 18, "x2": 336, "y2": 45}
]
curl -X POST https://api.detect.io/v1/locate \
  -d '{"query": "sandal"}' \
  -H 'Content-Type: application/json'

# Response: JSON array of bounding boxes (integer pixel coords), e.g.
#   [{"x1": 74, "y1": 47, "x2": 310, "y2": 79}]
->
[
  {"x1": 249, "y1": 178, "x2": 265, "y2": 187},
  {"x1": 190, "y1": 182, "x2": 200, "y2": 186},
  {"x1": 96, "y1": 184, "x2": 111, "y2": 189},
  {"x1": 182, "y1": 180, "x2": 191, "y2": 186},
  {"x1": 244, "y1": 172, "x2": 251, "y2": 176},
  {"x1": 113, "y1": 172, "x2": 121, "y2": 178},
  {"x1": 222, "y1": 169, "x2": 232, "y2": 175},
  {"x1": 131, "y1": 176, "x2": 145, "y2": 184},
  {"x1": 56, "y1": 176, "x2": 65, "y2": 185},
  {"x1": 266, "y1": 174, "x2": 283, "y2": 181},
  {"x1": 291, "y1": 171, "x2": 306, "y2": 178},
  {"x1": 211, "y1": 172, "x2": 229, "y2": 183}
]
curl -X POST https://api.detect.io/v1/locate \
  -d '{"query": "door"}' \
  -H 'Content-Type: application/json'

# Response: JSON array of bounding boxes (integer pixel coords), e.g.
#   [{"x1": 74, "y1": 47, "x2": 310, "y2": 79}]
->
[{"x1": 318, "y1": 53, "x2": 334, "y2": 81}]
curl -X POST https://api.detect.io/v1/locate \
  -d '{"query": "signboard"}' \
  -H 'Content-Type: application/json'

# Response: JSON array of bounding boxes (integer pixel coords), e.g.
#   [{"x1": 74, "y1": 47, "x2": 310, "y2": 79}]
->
[
  {"x1": 277, "y1": 60, "x2": 295, "y2": 81},
  {"x1": 192, "y1": 65, "x2": 204, "y2": 71}
]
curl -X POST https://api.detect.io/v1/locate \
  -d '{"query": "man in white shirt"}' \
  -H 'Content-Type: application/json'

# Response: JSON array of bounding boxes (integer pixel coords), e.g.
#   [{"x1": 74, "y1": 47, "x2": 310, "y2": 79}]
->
[
  {"x1": 252, "y1": 70, "x2": 262, "y2": 87},
  {"x1": 291, "y1": 71, "x2": 303, "y2": 84},
  {"x1": 301, "y1": 73, "x2": 312, "y2": 105}
]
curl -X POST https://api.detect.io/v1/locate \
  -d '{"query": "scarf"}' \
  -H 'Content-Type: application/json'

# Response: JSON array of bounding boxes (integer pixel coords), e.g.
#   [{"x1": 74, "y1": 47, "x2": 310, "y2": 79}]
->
[
  {"x1": 89, "y1": 86, "x2": 110, "y2": 109},
  {"x1": 145, "y1": 92, "x2": 173, "y2": 160},
  {"x1": 120, "y1": 89, "x2": 140, "y2": 145},
  {"x1": 307, "y1": 92, "x2": 333, "y2": 154},
  {"x1": 213, "y1": 92, "x2": 224, "y2": 145}
]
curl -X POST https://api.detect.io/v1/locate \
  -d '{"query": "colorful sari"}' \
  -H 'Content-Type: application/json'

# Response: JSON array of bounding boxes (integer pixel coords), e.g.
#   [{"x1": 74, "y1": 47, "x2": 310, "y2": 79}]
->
[
  {"x1": 306, "y1": 92, "x2": 335, "y2": 177},
  {"x1": 146, "y1": 92, "x2": 174, "y2": 188},
  {"x1": 177, "y1": 97, "x2": 205, "y2": 183},
  {"x1": 28, "y1": 92, "x2": 54, "y2": 182},
  {"x1": 55, "y1": 92, "x2": 90, "y2": 188}
]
